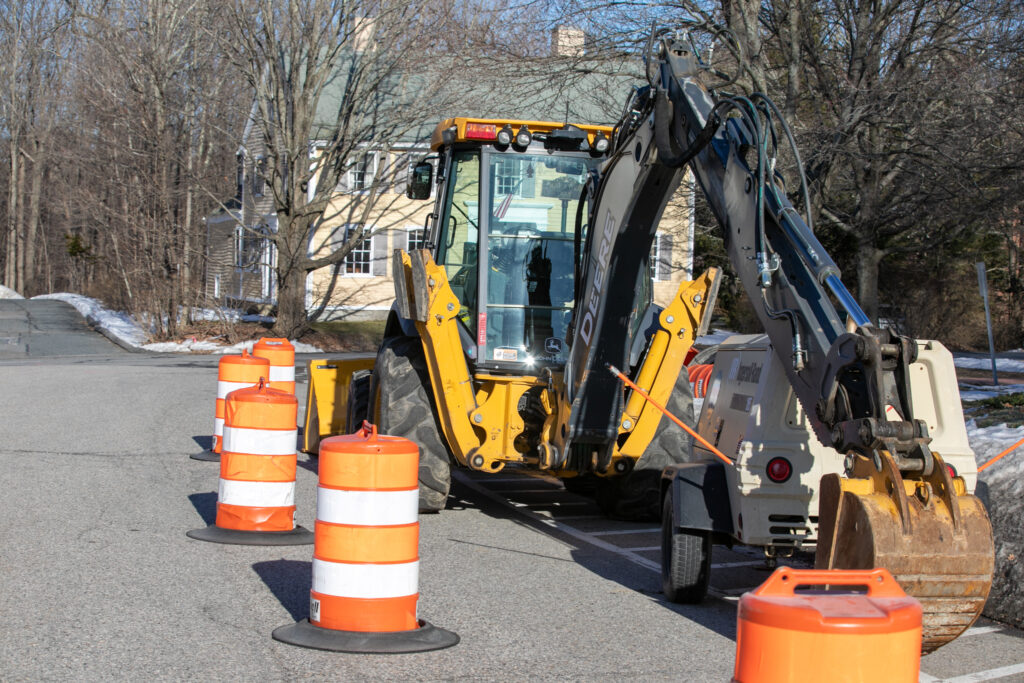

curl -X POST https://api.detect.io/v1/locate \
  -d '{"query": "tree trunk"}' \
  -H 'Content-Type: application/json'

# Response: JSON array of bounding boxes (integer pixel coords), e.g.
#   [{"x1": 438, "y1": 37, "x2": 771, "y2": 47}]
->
[
  {"x1": 5, "y1": 131, "x2": 19, "y2": 289},
  {"x1": 855, "y1": 244, "x2": 884, "y2": 323},
  {"x1": 274, "y1": 255, "x2": 309, "y2": 339},
  {"x1": 25, "y1": 139, "x2": 44, "y2": 294}
]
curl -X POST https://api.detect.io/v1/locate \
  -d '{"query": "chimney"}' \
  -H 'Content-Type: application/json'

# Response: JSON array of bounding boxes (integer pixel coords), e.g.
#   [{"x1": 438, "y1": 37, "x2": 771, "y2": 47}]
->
[
  {"x1": 551, "y1": 26, "x2": 585, "y2": 58},
  {"x1": 353, "y1": 15, "x2": 376, "y2": 52}
]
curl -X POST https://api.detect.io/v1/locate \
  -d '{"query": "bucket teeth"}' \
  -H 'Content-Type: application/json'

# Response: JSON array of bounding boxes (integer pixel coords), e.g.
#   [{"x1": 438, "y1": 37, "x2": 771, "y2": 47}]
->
[{"x1": 816, "y1": 452, "x2": 995, "y2": 654}]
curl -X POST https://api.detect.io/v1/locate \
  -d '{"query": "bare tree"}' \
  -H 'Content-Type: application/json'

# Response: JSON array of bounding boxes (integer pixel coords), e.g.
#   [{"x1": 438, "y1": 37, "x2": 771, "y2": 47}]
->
[
  {"x1": 220, "y1": 0, "x2": 459, "y2": 337},
  {"x1": 67, "y1": 0, "x2": 246, "y2": 335},
  {"x1": 0, "y1": 1, "x2": 73, "y2": 295}
]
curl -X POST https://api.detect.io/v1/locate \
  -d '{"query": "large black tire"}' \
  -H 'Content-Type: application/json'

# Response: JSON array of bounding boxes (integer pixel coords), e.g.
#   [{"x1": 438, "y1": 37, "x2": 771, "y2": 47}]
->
[
  {"x1": 596, "y1": 372, "x2": 695, "y2": 521},
  {"x1": 368, "y1": 336, "x2": 451, "y2": 513},
  {"x1": 345, "y1": 369, "x2": 371, "y2": 433},
  {"x1": 661, "y1": 490, "x2": 711, "y2": 603}
]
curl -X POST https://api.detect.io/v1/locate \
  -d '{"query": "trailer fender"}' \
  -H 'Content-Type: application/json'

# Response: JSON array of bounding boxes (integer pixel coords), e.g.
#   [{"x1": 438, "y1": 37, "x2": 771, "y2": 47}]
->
[{"x1": 662, "y1": 462, "x2": 733, "y2": 537}]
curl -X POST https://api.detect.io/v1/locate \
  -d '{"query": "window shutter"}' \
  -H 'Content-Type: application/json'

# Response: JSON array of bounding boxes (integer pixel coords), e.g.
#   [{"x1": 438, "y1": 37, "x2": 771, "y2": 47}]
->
[
  {"x1": 522, "y1": 163, "x2": 535, "y2": 198},
  {"x1": 395, "y1": 228, "x2": 409, "y2": 254},
  {"x1": 658, "y1": 233, "x2": 673, "y2": 281},
  {"x1": 365, "y1": 153, "x2": 377, "y2": 187},
  {"x1": 371, "y1": 230, "x2": 388, "y2": 276}
]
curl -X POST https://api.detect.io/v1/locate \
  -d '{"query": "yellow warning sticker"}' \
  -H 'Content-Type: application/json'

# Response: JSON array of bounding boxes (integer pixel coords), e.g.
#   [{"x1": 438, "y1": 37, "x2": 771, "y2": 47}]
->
[{"x1": 493, "y1": 347, "x2": 518, "y2": 361}]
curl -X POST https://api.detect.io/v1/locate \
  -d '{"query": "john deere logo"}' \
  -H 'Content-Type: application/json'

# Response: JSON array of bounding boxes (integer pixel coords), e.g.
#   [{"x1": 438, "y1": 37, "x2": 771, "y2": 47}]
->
[{"x1": 545, "y1": 338, "x2": 563, "y2": 354}]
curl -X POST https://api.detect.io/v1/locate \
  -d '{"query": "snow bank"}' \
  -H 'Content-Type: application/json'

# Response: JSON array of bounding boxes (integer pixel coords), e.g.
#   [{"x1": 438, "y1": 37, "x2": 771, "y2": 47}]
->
[
  {"x1": 34, "y1": 293, "x2": 149, "y2": 346},
  {"x1": 955, "y1": 356, "x2": 1024, "y2": 373},
  {"x1": 142, "y1": 338, "x2": 323, "y2": 355},
  {"x1": 959, "y1": 383, "x2": 1024, "y2": 402},
  {"x1": 968, "y1": 421, "x2": 1024, "y2": 629},
  {"x1": 0, "y1": 284, "x2": 24, "y2": 299},
  {"x1": 29, "y1": 292, "x2": 323, "y2": 354}
]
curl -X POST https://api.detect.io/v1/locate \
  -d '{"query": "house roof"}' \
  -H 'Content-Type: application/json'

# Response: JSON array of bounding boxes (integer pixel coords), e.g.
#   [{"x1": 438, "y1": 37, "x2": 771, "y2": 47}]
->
[{"x1": 308, "y1": 50, "x2": 643, "y2": 147}]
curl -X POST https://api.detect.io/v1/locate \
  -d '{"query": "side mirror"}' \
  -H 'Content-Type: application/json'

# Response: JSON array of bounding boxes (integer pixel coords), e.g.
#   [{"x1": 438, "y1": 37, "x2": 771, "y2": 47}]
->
[{"x1": 406, "y1": 161, "x2": 433, "y2": 200}]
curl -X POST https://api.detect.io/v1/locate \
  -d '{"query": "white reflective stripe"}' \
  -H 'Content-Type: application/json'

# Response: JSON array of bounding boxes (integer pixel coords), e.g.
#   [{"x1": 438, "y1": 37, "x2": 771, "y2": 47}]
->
[
  {"x1": 213, "y1": 417, "x2": 224, "y2": 437},
  {"x1": 312, "y1": 558, "x2": 418, "y2": 599},
  {"x1": 217, "y1": 380, "x2": 258, "y2": 399},
  {"x1": 317, "y1": 487, "x2": 418, "y2": 526},
  {"x1": 223, "y1": 426, "x2": 296, "y2": 456},
  {"x1": 268, "y1": 365, "x2": 295, "y2": 382},
  {"x1": 219, "y1": 479, "x2": 294, "y2": 507}
]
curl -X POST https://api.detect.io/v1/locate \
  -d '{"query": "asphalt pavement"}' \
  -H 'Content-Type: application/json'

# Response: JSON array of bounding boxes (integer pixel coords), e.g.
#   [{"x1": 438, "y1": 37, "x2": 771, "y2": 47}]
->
[
  {"x1": 1, "y1": 301, "x2": 1023, "y2": 681},
  {"x1": 0, "y1": 299, "x2": 126, "y2": 358}
]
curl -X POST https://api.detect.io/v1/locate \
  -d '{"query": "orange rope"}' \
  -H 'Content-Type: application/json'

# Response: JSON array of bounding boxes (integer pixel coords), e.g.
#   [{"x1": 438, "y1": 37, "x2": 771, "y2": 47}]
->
[
  {"x1": 977, "y1": 436, "x2": 1024, "y2": 472},
  {"x1": 605, "y1": 363, "x2": 734, "y2": 466}
]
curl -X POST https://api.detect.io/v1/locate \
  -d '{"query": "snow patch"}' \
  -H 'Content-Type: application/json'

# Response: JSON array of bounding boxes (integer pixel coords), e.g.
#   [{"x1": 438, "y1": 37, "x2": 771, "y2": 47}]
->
[
  {"x1": 696, "y1": 328, "x2": 736, "y2": 347},
  {"x1": 968, "y1": 420, "x2": 1024, "y2": 474},
  {"x1": 955, "y1": 356, "x2": 1024, "y2": 373},
  {"x1": 958, "y1": 383, "x2": 1024, "y2": 402},
  {"x1": 0, "y1": 284, "x2": 24, "y2": 299},
  {"x1": 33, "y1": 293, "x2": 149, "y2": 346},
  {"x1": 28, "y1": 292, "x2": 323, "y2": 354}
]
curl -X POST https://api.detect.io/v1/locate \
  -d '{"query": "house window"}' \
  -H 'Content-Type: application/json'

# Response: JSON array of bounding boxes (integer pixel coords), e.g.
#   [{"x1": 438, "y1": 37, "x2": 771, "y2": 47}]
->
[
  {"x1": 253, "y1": 156, "x2": 267, "y2": 197},
  {"x1": 650, "y1": 233, "x2": 664, "y2": 281},
  {"x1": 348, "y1": 153, "x2": 377, "y2": 191},
  {"x1": 407, "y1": 226, "x2": 427, "y2": 252},
  {"x1": 236, "y1": 225, "x2": 266, "y2": 270},
  {"x1": 495, "y1": 157, "x2": 524, "y2": 196},
  {"x1": 344, "y1": 225, "x2": 371, "y2": 275}
]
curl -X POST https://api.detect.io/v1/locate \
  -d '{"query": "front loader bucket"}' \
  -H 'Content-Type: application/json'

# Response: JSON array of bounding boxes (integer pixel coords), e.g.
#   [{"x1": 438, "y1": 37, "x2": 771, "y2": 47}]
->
[{"x1": 816, "y1": 451, "x2": 994, "y2": 654}]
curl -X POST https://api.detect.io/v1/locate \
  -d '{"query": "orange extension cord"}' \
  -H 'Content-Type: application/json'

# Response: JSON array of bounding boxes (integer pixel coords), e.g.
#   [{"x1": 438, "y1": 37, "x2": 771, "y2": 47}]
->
[
  {"x1": 977, "y1": 436, "x2": 1024, "y2": 473},
  {"x1": 605, "y1": 363, "x2": 734, "y2": 466}
]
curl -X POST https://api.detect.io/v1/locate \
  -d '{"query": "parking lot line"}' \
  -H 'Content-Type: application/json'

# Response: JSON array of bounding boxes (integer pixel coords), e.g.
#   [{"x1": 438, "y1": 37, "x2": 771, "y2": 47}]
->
[
  {"x1": 960, "y1": 625, "x2": 1006, "y2": 638},
  {"x1": 588, "y1": 527, "x2": 660, "y2": 536},
  {"x1": 920, "y1": 661, "x2": 1024, "y2": 682},
  {"x1": 454, "y1": 471, "x2": 660, "y2": 572},
  {"x1": 711, "y1": 560, "x2": 763, "y2": 569}
]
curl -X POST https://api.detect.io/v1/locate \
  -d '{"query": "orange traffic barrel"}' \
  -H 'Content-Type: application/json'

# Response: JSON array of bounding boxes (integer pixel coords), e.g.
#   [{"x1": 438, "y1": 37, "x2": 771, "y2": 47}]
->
[
  {"x1": 272, "y1": 422, "x2": 458, "y2": 653},
  {"x1": 253, "y1": 337, "x2": 296, "y2": 395},
  {"x1": 733, "y1": 567, "x2": 922, "y2": 683},
  {"x1": 191, "y1": 350, "x2": 269, "y2": 462},
  {"x1": 187, "y1": 379, "x2": 313, "y2": 546},
  {"x1": 687, "y1": 363, "x2": 713, "y2": 399}
]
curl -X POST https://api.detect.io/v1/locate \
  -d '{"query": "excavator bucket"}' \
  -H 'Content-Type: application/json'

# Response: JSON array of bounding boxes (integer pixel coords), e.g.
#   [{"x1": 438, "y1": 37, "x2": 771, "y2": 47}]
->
[{"x1": 816, "y1": 451, "x2": 994, "y2": 653}]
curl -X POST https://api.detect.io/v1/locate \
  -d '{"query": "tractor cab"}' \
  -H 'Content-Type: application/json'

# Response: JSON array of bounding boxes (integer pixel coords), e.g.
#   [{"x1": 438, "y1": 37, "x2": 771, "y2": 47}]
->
[{"x1": 407, "y1": 117, "x2": 612, "y2": 373}]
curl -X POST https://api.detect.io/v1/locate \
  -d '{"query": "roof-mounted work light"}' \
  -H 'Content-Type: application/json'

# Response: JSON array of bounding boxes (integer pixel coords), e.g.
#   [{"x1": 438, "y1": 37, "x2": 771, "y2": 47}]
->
[
  {"x1": 514, "y1": 125, "x2": 532, "y2": 148},
  {"x1": 496, "y1": 124, "x2": 514, "y2": 146}
]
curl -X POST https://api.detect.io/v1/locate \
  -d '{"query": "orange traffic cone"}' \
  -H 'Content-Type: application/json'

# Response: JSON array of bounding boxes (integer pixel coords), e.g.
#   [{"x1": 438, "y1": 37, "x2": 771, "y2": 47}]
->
[
  {"x1": 187, "y1": 379, "x2": 313, "y2": 546},
  {"x1": 272, "y1": 422, "x2": 458, "y2": 653},
  {"x1": 733, "y1": 567, "x2": 922, "y2": 682},
  {"x1": 192, "y1": 350, "x2": 270, "y2": 461},
  {"x1": 253, "y1": 337, "x2": 296, "y2": 395}
]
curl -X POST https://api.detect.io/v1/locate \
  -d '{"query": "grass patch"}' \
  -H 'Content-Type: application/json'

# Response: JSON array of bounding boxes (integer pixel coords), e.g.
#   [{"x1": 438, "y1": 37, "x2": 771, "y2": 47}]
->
[
  {"x1": 305, "y1": 320, "x2": 386, "y2": 353},
  {"x1": 965, "y1": 392, "x2": 1024, "y2": 428}
]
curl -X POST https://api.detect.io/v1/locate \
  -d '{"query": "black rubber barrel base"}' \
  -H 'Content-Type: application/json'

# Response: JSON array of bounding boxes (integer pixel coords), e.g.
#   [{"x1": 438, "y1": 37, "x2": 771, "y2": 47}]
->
[
  {"x1": 272, "y1": 618, "x2": 459, "y2": 654},
  {"x1": 186, "y1": 525, "x2": 314, "y2": 546},
  {"x1": 190, "y1": 450, "x2": 220, "y2": 462}
]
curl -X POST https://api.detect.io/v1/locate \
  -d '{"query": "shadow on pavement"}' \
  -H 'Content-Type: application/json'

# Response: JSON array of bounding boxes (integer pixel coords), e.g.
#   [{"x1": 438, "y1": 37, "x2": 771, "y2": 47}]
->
[
  {"x1": 188, "y1": 491, "x2": 218, "y2": 526},
  {"x1": 252, "y1": 559, "x2": 312, "y2": 622},
  {"x1": 447, "y1": 479, "x2": 738, "y2": 642},
  {"x1": 297, "y1": 454, "x2": 318, "y2": 474}
]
